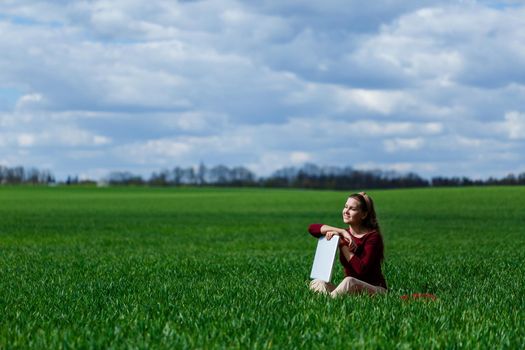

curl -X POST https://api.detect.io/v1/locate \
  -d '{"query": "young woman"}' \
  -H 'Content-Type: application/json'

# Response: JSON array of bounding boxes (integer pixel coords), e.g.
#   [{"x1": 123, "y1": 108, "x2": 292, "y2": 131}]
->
[{"x1": 308, "y1": 192, "x2": 387, "y2": 297}]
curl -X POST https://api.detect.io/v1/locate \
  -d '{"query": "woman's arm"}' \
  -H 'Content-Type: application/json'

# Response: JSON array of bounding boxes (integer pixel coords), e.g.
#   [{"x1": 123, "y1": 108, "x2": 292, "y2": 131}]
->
[
  {"x1": 308, "y1": 223, "x2": 347, "y2": 239},
  {"x1": 340, "y1": 245, "x2": 355, "y2": 261},
  {"x1": 308, "y1": 223, "x2": 347, "y2": 235},
  {"x1": 320, "y1": 226, "x2": 355, "y2": 250},
  {"x1": 319, "y1": 224, "x2": 348, "y2": 236},
  {"x1": 308, "y1": 224, "x2": 355, "y2": 250}
]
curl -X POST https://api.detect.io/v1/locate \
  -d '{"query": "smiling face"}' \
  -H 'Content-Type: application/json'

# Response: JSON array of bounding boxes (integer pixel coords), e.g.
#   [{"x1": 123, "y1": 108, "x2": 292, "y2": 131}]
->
[{"x1": 342, "y1": 197, "x2": 367, "y2": 226}]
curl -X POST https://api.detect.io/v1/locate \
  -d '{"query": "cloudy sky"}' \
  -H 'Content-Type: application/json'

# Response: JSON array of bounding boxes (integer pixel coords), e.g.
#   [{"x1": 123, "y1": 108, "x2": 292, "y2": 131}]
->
[{"x1": 1, "y1": 0, "x2": 524, "y2": 180}]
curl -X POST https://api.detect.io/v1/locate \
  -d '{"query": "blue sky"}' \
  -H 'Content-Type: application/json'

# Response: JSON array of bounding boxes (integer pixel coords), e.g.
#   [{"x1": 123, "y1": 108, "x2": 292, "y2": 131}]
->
[{"x1": 1, "y1": 0, "x2": 524, "y2": 180}]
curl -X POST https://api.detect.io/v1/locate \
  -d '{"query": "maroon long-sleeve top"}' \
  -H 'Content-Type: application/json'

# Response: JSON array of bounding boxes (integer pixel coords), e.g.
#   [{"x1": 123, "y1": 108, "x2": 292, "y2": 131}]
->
[{"x1": 308, "y1": 223, "x2": 387, "y2": 289}]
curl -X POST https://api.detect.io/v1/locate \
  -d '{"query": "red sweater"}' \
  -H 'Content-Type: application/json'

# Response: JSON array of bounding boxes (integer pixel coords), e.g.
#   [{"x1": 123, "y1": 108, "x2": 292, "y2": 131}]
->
[{"x1": 308, "y1": 224, "x2": 387, "y2": 289}]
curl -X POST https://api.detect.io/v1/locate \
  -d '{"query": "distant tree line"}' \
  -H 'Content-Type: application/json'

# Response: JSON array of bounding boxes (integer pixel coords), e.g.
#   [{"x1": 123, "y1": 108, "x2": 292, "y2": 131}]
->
[
  {"x1": 147, "y1": 164, "x2": 256, "y2": 187},
  {"x1": 2, "y1": 163, "x2": 525, "y2": 189},
  {"x1": 101, "y1": 163, "x2": 525, "y2": 189},
  {"x1": 0, "y1": 165, "x2": 55, "y2": 185}
]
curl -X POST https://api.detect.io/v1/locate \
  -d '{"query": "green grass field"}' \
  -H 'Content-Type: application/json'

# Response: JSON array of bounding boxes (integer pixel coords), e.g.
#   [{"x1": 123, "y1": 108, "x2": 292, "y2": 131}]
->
[{"x1": 1, "y1": 186, "x2": 524, "y2": 348}]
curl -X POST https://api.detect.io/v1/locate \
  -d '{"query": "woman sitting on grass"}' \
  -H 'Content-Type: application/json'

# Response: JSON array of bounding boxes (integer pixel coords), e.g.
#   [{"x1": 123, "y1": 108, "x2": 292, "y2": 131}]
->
[{"x1": 309, "y1": 192, "x2": 387, "y2": 297}]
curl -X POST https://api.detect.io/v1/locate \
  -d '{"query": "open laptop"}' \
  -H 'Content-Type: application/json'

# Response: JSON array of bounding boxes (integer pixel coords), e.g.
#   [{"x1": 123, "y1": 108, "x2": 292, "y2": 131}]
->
[{"x1": 310, "y1": 236, "x2": 339, "y2": 282}]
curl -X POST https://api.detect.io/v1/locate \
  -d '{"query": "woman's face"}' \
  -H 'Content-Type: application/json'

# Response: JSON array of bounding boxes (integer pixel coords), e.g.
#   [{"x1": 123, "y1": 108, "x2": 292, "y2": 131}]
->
[{"x1": 342, "y1": 197, "x2": 366, "y2": 226}]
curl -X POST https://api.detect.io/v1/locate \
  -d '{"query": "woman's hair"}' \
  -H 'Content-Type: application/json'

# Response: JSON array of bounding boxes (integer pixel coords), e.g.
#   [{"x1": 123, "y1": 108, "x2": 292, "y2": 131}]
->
[{"x1": 349, "y1": 192, "x2": 380, "y2": 233}]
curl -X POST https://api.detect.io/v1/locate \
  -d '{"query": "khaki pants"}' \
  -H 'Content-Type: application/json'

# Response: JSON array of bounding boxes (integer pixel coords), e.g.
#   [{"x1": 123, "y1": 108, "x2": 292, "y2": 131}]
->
[{"x1": 310, "y1": 277, "x2": 387, "y2": 298}]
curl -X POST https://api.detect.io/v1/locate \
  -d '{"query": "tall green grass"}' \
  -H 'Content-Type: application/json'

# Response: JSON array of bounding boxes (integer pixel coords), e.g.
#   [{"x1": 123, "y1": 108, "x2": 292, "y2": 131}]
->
[{"x1": 0, "y1": 186, "x2": 524, "y2": 348}]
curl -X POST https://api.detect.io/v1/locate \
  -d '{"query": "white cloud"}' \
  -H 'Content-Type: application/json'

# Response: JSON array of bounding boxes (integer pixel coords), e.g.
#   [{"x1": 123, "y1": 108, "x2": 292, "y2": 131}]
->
[
  {"x1": 373, "y1": 4, "x2": 525, "y2": 87},
  {"x1": 384, "y1": 137, "x2": 425, "y2": 152},
  {"x1": 335, "y1": 89, "x2": 413, "y2": 115},
  {"x1": 290, "y1": 151, "x2": 311, "y2": 164},
  {"x1": 116, "y1": 139, "x2": 192, "y2": 164},
  {"x1": 353, "y1": 120, "x2": 443, "y2": 136},
  {"x1": 355, "y1": 161, "x2": 437, "y2": 174},
  {"x1": 15, "y1": 93, "x2": 46, "y2": 111},
  {"x1": 17, "y1": 133, "x2": 36, "y2": 147},
  {"x1": 502, "y1": 111, "x2": 525, "y2": 139},
  {"x1": 55, "y1": 128, "x2": 112, "y2": 146},
  {"x1": 6, "y1": 128, "x2": 112, "y2": 148},
  {"x1": 246, "y1": 151, "x2": 312, "y2": 176},
  {"x1": 163, "y1": 111, "x2": 230, "y2": 132}
]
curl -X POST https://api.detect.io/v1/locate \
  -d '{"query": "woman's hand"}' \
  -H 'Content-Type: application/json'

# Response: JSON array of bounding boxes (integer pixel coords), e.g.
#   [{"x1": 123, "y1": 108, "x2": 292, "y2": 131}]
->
[
  {"x1": 325, "y1": 230, "x2": 339, "y2": 240},
  {"x1": 339, "y1": 231, "x2": 356, "y2": 252},
  {"x1": 340, "y1": 230, "x2": 352, "y2": 242}
]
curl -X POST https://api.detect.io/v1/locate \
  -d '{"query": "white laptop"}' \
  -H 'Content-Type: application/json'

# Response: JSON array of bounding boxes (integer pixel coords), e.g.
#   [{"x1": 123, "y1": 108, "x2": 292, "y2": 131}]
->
[{"x1": 310, "y1": 236, "x2": 339, "y2": 282}]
